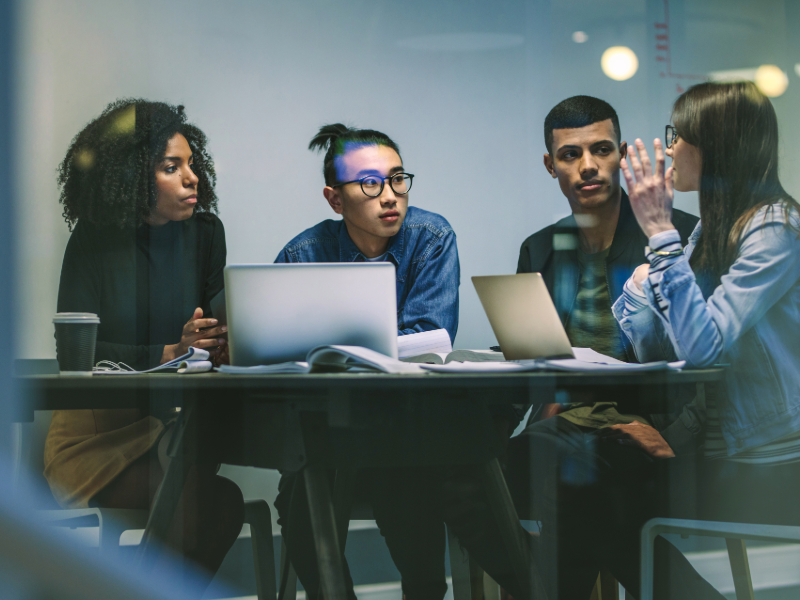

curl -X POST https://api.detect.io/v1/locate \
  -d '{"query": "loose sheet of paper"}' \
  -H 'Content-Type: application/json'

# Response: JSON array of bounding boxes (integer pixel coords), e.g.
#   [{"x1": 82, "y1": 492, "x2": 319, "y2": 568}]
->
[
  {"x1": 570, "y1": 347, "x2": 629, "y2": 365},
  {"x1": 397, "y1": 329, "x2": 453, "y2": 359}
]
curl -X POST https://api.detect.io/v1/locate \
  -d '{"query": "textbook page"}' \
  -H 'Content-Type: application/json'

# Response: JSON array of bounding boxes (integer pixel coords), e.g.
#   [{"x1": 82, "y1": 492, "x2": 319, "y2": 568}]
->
[
  {"x1": 309, "y1": 345, "x2": 426, "y2": 374},
  {"x1": 401, "y1": 348, "x2": 505, "y2": 365},
  {"x1": 217, "y1": 362, "x2": 310, "y2": 374},
  {"x1": 397, "y1": 329, "x2": 452, "y2": 359},
  {"x1": 218, "y1": 346, "x2": 427, "y2": 375}
]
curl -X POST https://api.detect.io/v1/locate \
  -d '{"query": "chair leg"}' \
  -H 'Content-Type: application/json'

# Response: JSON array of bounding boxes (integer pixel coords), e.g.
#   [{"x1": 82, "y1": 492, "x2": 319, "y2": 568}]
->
[
  {"x1": 469, "y1": 556, "x2": 485, "y2": 600},
  {"x1": 245, "y1": 500, "x2": 277, "y2": 600},
  {"x1": 447, "y1": 524, "x2": 473, "y2": 600},
  {"x1": 97, "y1": 513, "x2": 125, "y2": 560},
  {"x1": 589, "y1": 574, "x2": 600, "y2": 600},
  {"x1": 589, "y1": 569, "x2": 619, "y2": 600},
  {"x1": 599, "y1": 568, "x2": 619, "y2": 600},
  {"x1": 279, "y1": 538, "x2": 298, "y2": 600},
  {"x1": 725, "y1": 539, "x2": 755, "y2": 600},
  {"x1": 483, "y1": 571, "x2": 501, "y2": 600}
]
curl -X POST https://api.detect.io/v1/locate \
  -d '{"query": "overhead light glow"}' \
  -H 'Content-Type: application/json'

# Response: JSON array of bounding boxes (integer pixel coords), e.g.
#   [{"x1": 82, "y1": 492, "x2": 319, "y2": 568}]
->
[
  {"x1": 754, "y1": 64, "x2": 788, "y2": 97},
  {"x1": 601, "y1": 46, "x2": 638, "y2": 81},
  {"x1": 572, "y1": 31, "x2": 588, "y2": 43},
  {"x1": 795, "y1": 63, "x2": 800, "y2": 78}
]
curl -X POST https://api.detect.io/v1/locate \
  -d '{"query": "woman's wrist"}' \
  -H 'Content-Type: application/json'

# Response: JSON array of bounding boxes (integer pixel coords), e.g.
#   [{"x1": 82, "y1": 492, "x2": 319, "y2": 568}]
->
[
  {"x1": 645, "y1": 223, "x2": 677, "y2": 239},
  {"x1": 648, "y1": 228, "x2": 682, "y2": 252},
  {"x1": 161, "y1": 344, "x2": 179, "y2": 364}
]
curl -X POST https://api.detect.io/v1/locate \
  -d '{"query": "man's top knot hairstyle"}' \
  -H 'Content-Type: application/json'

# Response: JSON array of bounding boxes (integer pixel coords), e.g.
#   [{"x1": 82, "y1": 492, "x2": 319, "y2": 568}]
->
[
  {"x1": 544, "y1": 95, "x2": 621, "y2": 155},
  {"x1": 57, "y1": 98, "x2": 218, "y2": 230},
  {"x1": 308, "y1": 124, "x2": 401, "y2": 186}
]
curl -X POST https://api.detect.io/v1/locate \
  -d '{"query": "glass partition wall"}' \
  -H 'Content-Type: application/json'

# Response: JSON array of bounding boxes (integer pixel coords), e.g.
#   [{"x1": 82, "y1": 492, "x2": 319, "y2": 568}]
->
[{"x1": 7, "y1": 1, "x2": 800, "y2": 598}]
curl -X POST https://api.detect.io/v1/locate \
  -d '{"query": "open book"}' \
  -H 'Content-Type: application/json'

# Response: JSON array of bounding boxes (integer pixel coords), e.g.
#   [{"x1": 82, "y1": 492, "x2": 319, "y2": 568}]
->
[
  {"x1": 402, "y1": 349, "x2": 507, "y2": 365},
  {"x1": 396, "y1": 329, "x2": 507, "y2": 364},
  {"x1": 217, "y1": 345, "x2": 426, "y2": 375}
]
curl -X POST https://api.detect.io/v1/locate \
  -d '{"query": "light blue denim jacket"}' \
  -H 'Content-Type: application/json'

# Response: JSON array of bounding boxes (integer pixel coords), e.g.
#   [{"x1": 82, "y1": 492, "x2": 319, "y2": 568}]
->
[
  {"x1": 612, "y1": 204, "x2": 800, "y2": 455},
  {"x1": 275, "y1": 206, "x2": 460, "y2": 343}
]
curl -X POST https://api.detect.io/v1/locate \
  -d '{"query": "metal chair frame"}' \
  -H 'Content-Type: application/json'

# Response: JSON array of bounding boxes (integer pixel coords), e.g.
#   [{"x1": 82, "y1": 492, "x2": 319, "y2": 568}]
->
[{"x1": 640, "y1": 517, "x2": 800, "y2": 600}]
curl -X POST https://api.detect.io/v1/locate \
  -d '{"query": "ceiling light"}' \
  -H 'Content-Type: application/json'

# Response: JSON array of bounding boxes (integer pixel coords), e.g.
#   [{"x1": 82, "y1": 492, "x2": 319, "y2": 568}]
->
[
  {"x1": 601, "y1": 46, "x2": 638, "y2": 81},
  {"x1": 572, "y1": 31, "x2": 588, "y2": 43},
  {"x1": 754, "y1": 65, "x2": 788, "y2": 97}
]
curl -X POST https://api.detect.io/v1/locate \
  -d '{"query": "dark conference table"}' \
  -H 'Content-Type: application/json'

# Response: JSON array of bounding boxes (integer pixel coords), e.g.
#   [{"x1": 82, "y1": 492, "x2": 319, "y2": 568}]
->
[{"x1": 18, "y1": 367, "x2": 724, "y2": 600}]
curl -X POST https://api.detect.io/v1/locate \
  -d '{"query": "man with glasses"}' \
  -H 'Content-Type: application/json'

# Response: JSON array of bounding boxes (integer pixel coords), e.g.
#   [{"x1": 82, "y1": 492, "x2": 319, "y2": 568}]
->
[
  {"x1": 273, "y1": 124, "x2": 531, "y2": 600},
  {"x1": 276, "y1": 123, "x2": 458, "y2": 341},
  {"x1": 503, "y1": 96, "x2": 707, "y2": 597}
]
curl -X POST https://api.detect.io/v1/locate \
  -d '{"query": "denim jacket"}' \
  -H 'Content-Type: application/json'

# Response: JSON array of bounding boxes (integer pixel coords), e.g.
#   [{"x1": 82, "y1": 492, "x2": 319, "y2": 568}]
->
[
  {"x1": 275, "y1": 206, "x2": 460, "y2": 343},
  {"x1": 613, "y1": 204, "x2": 800, "y2": 455}
]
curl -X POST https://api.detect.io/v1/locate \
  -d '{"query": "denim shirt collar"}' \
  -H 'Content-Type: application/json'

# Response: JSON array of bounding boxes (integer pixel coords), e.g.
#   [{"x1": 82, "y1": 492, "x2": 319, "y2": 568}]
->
[{"x1": 337, "y1": 219, "x2": 405, "y2": 266}]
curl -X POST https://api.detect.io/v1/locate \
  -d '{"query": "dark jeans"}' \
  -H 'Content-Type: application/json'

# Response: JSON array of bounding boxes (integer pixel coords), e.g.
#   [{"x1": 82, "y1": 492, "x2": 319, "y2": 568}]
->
[
  {"x1": 275, "y1": 465, "x2": 532, "y2": 600},
  {"x1": 505, "y1": 417, "x2": 725, "y2": 600}
]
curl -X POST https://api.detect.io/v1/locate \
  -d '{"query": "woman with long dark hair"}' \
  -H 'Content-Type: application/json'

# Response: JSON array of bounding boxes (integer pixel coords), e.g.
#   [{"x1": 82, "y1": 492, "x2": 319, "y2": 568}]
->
[
  {"x1": 616, "y1": 80, "x2": 800, "y2": 595},
  {"x1": 44, "y1": 99, "x2": 244, "y2": 592}
]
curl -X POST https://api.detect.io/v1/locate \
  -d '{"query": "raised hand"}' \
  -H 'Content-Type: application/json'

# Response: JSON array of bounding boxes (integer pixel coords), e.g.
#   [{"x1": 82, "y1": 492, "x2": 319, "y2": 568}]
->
[
  {"x1": 621, "y1": 138, "x2": 676, "y2": 239},
  {"x1": 161, "y1": 307, "x2": 227, "y2": 364}
]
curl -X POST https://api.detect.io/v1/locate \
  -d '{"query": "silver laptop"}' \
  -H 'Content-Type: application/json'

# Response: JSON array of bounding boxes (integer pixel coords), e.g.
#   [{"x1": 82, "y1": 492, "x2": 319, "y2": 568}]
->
[
  {"x1": 223, "y1": 263, "x2": 398, "y2": 366},
  {"x1": 472, "y1": 273, "x2": 574, "y2": 360}
]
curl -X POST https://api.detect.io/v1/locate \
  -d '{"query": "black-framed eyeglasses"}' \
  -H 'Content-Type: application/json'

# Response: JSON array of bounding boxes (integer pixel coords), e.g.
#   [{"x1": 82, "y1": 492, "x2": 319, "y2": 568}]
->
[
  {"x1": 665, "y1": 125, "x2": 678, "y2": 149},
  {"x1": 332, "y1": 172, "x2": 414, "y2": 197}
]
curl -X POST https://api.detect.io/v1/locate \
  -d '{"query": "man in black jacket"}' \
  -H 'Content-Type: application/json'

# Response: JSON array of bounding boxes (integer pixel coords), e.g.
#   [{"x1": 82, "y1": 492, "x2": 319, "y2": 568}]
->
[{"x1": 505, "y1": 96, "x2": 720, "y2": 598}]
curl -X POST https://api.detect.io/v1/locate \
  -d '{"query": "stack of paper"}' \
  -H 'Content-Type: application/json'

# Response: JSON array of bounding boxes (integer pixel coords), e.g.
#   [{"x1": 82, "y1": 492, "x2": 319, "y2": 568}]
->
[
  {"x1": 420, "y1": 348, "x2": 685, "y2": 373},
  {"x1": 93, "y1": 347, "x2": 214, "y2": 375}
]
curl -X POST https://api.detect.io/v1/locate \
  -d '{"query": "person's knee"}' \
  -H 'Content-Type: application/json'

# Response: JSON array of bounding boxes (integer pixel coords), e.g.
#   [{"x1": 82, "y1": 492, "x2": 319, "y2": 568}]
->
[
  {"x1": 186, "y1": 470, "x2": 245, "y2": 540},
  {"x1": 212, "y1": 475, "x2": 245, "y2": 536}
]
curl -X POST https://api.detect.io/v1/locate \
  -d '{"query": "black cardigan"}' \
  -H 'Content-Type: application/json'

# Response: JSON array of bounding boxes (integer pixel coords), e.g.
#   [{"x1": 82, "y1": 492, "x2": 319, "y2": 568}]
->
[{"x1": 57, "y1": 213, "x2": 226, "y2": 371}]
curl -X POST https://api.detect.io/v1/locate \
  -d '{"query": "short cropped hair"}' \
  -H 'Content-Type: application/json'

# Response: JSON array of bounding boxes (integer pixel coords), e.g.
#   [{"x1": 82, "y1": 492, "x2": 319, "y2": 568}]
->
[{"x1": 544, "y1": 96, "x2": 621, "y2": 155}]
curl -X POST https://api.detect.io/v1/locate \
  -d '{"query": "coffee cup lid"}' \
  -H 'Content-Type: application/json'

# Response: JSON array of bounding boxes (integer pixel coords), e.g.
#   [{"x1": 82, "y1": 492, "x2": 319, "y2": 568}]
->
[{"x1": 53, "y1": 312, "x2": 100, "y2": 324}]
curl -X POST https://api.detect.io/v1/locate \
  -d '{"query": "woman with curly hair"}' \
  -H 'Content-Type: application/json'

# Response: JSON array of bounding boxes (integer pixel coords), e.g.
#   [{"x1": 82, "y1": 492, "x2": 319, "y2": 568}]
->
[{"x1": 44, "y1": 99, "x2": 244, "y2": 589}]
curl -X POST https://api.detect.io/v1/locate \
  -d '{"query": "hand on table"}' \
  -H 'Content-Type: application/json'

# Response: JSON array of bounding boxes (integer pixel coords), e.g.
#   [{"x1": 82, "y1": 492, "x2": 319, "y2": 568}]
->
[
  {"x1": 161, "y1": 307, "x2": 228, "y2": 364},
  {"x1": 621, "y1": 139, "x2": 677, "y2": 239},
  {"x1": 213, "y1": 343, "x2": 230, "y2": 367},
  {"x1": 597, "y1": 421, "x2": 675, "y2": 459}
]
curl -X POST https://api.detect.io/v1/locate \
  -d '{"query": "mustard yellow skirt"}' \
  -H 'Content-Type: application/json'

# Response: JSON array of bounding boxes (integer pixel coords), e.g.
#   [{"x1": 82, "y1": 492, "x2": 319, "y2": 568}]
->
[{"x1": 44, "y1": 409, "x2": 165, "y2": 509}]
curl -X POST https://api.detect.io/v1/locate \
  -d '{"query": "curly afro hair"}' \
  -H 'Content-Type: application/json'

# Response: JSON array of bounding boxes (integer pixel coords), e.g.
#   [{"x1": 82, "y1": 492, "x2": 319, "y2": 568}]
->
[{"x1": 57, "y1": 98, "x2": 218, "y2": 229}]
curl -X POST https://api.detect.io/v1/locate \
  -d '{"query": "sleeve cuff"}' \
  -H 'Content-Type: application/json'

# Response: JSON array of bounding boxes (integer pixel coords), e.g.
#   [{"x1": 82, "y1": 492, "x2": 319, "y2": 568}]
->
[
  {"x1": 621, "y1": 277, "x2": 649, "y2": 314},
  {"x1": 659, "y1": 419, "x2": 698, "y2": 457},
  {"x1": 649, "y1": 228, "x2": 681, "y2": 248}
]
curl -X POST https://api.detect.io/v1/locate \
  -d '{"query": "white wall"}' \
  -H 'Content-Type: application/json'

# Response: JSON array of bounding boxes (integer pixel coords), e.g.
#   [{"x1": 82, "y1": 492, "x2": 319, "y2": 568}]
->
[{"x1": 15, "y1": 0, "x2": 800, "y2": 356}]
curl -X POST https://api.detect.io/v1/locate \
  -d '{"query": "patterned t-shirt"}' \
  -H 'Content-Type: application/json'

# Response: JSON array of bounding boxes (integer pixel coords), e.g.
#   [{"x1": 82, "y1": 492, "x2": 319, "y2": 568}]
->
[{"x1": 560, "y1": 246, "x2": 648, "y2": 429}]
